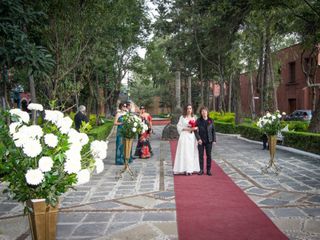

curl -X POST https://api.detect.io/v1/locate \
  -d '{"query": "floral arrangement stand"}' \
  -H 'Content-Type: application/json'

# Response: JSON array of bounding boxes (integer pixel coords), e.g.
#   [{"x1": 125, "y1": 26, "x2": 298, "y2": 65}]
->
[
  {"x1": 118, "y1": 138, "x2": 135, "y2": 179},
  {"x1": 27, "y1": 199, "x2": 58, "y2": 240},
  {"x1": 257, "y1": 111, "x2": 284, "y2": 175},
  {"x1": 261, "y1": 135, "x2": 281, "y2": 174},
  {"x1": 0, "y1": 103, "x2": 108, "y2": 239},
  {"x1": 117, "y1": 113, "x2": 148, "y2": 180}
]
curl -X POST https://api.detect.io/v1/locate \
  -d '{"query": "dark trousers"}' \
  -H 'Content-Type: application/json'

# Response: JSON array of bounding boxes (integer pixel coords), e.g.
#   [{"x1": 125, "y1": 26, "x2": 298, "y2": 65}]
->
[
  {"x1": 198, "y1": 142, "x2": 213, "y2": 171},
  {"x1": 262, "y1": 134, "x2": 268, "y2": 149}
]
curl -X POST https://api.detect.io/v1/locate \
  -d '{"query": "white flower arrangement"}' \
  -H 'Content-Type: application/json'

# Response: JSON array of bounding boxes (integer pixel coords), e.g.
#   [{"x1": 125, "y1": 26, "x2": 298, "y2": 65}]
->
[
  {"x1": 0, "y1": 104, "x2": 108, "y2": 207},
  {"x1": 257, "y1": 111, "x2": 282, "y2": 136},
  {"x1": 120, "y1": 113, "x2": 147, "y2": 139}
]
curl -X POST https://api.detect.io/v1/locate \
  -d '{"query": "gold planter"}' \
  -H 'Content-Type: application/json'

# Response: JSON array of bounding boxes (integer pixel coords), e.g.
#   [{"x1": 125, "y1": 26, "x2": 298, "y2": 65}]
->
[
  {"x1": 118, "y1": 138, "x2": 135, "y2": 179},
  {"x1": 123, "y1": 138, "x2": 133, "y2": 160},
  {"x1": 27, "y1": 199, "x2": 59, "y2": 240},
  {"x1": 261, "y1": 135, "x2": 280, "y2": 174},
  {"x1": 268, "y1": 135, "x2": 277, "y2": 162}
]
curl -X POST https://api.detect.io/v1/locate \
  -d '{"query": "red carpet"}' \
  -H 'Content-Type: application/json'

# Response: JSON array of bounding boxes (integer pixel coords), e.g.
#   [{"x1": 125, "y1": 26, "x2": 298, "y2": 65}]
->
[
  {"x1": 170, "y1": 140, "x2": 288, "y2": 240},
  {"x1": 152, "y1": 119, "x2": 170, "y2": 126}
]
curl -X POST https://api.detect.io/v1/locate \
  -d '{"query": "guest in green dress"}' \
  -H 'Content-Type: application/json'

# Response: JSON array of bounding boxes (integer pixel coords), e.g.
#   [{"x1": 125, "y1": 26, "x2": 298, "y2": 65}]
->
[{"x1": 114, "y1": 103, "x2": 133, "y2": 165}]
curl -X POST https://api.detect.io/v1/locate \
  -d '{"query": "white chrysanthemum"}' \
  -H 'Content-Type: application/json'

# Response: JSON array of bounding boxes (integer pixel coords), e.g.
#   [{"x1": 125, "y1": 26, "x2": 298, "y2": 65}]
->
[
  {"x1": 64, "y1": 159, "x2": 81, "y2": 174},
  {"x1": 277, "y1": 114, "x2": 282, "y2": 118},
  {"x1": 23, "y1": 140, "x2": 42, "y2": 158},
  {"x1": 133, "y1": 122, "x2": 137, "y2": 127},
  {"x1": 282, "y1": 112, "x2": 286, "y2": 115},
  {"x1": 9, "y1": 122, "x2": 21, "y2": 135},
  {"x1": 65, "y1": 149, "x2": 81, "y2": 162},
  {"x1": 38, "y1": 156, "x2": 53, "y2": 172},
  {"x1": 271, "y1": 115, "x2": 276, "y2": 120},
  {"x1": 25, "y1": 169, "x2": 44, "y2": 185},
  {"x1": 266, "y1": 112, "x2": 271, "y2": 118},
  {"x1": 76, "y1": 169, "x2": 90, "y2": 185},
  {"x1": 9, "y1": 108, "x2": 30, "y2": 123},
  {"x1": 44, "y1": 133, "x2": 58, "y2": 148},
  {"x1": 94, "y1": 159, "x2": 104, "y2": 174},
  {"x1": 27, "y1": 103, "x2": 43, "y2": 111},
  {"x1": 79, "y1": 133, "x2": 89, "y2": 146},
  {"x1": 28, "y1": 125, "x2": 44, "y2": 140},
  {"x1": 68, "y1": 128, "x2": 80, "y2": 143},
  {"x1": 90, "y1": 140, "x2": 108, "y2": 159},
  {"x1": 57, "y1": 116, "x2": 73, "y2": 134},
  {"x1": 44, "y1": 110, "x2": 64, "y2": 124},
  {"x1": 132, "y1": 127, "x2": 137, "y2": 132}
]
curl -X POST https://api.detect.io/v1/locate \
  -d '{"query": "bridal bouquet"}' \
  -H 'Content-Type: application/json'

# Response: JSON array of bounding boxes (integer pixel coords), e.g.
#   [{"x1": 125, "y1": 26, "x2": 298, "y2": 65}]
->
[
  {"x1": 257, "y1": 111, "x2": 282, "y2": 136},
  {"x1": 120, "y1": 113, "x2": 148, "y2": 139},
  {"x1": 0, "y1": 104, "x2": 108, "y2": 207},
  {"x1": 188, "y1": 119, "x2": 197, "y2": 133}
]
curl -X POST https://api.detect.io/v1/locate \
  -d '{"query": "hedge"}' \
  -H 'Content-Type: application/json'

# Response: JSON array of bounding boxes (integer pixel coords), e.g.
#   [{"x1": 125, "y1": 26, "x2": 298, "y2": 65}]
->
[
  {"x1": 236, "y1": 124, "x2": 262, "y2": 141},
  {"x1": 282, "y1": 131, "x2": 320, "y2": 155},
  {"x1": 214, "y1": 121, "x2": 237, "y2": 134},
  {"x1": 88, "y1": 120, "x2": 114, "y2": 141}
]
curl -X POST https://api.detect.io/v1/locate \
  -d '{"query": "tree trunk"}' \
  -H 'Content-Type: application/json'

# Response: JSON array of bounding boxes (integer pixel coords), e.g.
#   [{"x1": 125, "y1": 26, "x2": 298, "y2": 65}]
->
[
  {"x1": 269, "y1": 55, "x2": 278, "y2": 111},
  {"x1": 212, "y1": 81, "x2": 216, "y2": 112},
  {"x1": 257, "y1": 34, "x2": 265, "y2": 115},
  {"x1": 228, "y1": 76, "x2": 232, "y2": 112},
  {"x1": 1, "y1": 65, "x2": 9, "y2": 110},
  {"x1": 95, "y1": 72, "x2": 99, "y2": 125},
  {"x1": 200, "y1": 56, "x2": 204, "y2": 107},
  {"x1": 187, "y1": 76, "x2": 192, "y2": 105},
  {"x1": 74, "y1": 71, "x2": 79, "y2": 110},
  {"x1": 29, "y1": 75, "x2": 37, "y2": 124},
  {"x1": 175, "y1": 70, "x2": 181, "y2": 110},
  {"x1": 308, "y1": 96, "x2": 320, "y2": 133},
  {"x1": 263, "y1": 21, "x2": 273, "y2": 112},
  {"x1": 233, "y1": 72, "x2": 242, "y2": 125},
  {"x1": 249, "y1": 71, "x2": 256, "y2": 119}
]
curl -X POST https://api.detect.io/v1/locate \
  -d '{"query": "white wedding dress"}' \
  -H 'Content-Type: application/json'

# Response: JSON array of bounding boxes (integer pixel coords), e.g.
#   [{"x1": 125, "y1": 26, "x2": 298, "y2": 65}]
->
[{"x1": 173, "y1": 116, "x2": 200, "y2": 174}]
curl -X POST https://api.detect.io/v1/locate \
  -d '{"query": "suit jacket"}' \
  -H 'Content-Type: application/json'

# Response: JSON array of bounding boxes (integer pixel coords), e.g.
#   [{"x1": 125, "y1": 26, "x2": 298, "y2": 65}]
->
[{"x1": 195, "y1": 117, "x2": 216, "y2": 143}]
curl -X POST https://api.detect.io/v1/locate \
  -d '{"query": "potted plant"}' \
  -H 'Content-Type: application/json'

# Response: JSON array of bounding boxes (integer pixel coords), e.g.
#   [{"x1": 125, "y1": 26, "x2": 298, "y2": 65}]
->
[
  {"x1": 0, "y1": 103, "x2": 108, "y2": 240},
  {"x1": 257, "y1": 111, "x2": 283, "y2": 173}
]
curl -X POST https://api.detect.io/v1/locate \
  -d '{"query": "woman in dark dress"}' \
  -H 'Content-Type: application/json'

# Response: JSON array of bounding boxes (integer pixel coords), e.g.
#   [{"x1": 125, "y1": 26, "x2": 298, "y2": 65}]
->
[{"x1": 114, "y1": 103, "x2": 133, "y2": 165}]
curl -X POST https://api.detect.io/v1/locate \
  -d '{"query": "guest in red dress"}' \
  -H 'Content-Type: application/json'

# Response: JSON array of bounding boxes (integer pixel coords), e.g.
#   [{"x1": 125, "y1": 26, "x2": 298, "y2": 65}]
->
[{"x1": 134, "y1": 106, "x2": 153, "y2": 158}]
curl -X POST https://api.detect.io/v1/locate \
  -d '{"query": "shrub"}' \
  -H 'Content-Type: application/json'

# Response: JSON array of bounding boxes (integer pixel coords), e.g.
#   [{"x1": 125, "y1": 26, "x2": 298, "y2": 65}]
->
[
  {"x1": 237, "y1": 124, "x2": 262, "y2": 141},
  {"x1": 209, "y1": 112, "x2": 235, "y2": 123},
  {"x1": 287, "y1": 121, "x2": 309, "y2": 132},
  {"x1": 214, "y1": 121, "x2": 237, "y2": 134},
  {"x1": 88, "y1": 120, "x2": 114, "y2": 141},
  {"x1": 282, "y1": 131, "x2": 320, "y2": 154},
  {"x1": 89, "y1": 114, "x2": 97, "y2": 127}
]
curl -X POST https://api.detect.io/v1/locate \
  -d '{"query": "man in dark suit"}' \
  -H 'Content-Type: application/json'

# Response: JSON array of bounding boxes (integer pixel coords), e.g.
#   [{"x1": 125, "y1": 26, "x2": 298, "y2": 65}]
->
[
  {"x1": 74, "y1": 105, "x2": 89, "y2": 132},
  {"x1": 195, "y1": 106, "x2": 216, "y2": 176}
]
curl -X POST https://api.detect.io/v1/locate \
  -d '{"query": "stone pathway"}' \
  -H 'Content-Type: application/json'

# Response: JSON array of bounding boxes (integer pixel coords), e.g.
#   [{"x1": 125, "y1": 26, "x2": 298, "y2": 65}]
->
[
  {"x1": 0, "y1": 126, "x2": 178, "y2": 240},
  {"x1": 0, "y1": 126, "x2": 320, "y2": 239},
  {"x1": 214, "y1": 133, "x2": 320, "y2": 240}
]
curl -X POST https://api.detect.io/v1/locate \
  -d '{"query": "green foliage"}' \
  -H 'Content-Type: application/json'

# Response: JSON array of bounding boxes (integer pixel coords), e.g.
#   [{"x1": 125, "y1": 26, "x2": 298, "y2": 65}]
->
[
  {"x1": 237, "y1": 124, "x2": 263, "y2": 141},
  {"x1": 214, "y1": 121, "x2": 237, "y2": 134},
  {"x1": 89, "y1": 114, "x2": 97, "y2": 127},
  {"x1": 286, "y1": 121, "x2": 309, "y2": 132},
  {"x1": 88, "y1": 120, "x2": 114, "y2": 141},
  {"x1": 282, "y1": 131, "x2": 320, "y2": 155},
  {"x1": 209, "y1": 112, "x2": 235, "y2": 123}
]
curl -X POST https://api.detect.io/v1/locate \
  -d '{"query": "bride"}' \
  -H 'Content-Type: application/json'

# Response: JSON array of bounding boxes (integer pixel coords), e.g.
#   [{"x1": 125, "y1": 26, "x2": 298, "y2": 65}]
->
[{"x1": 173, "y1": 104, "x2": 200, "y2": 176}]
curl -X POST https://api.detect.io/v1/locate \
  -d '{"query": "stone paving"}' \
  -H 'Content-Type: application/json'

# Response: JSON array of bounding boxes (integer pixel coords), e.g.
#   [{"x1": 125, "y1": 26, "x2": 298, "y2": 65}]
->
[
  {"x1": 214, "y1": 133, "x2": 320, "y2": 240},
  {"x1": 0, "y1": 126, "x2": 320, "y2": 239},
  {"x1": 0, "y1": 126, "x2": 177, "y2": 240}
]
